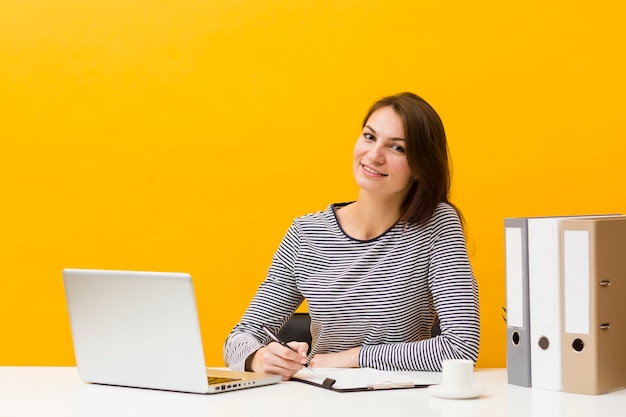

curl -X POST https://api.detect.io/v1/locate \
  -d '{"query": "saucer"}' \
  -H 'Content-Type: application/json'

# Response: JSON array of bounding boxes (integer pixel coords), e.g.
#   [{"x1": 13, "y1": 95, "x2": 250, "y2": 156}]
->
[{"x1": 428, "y1": 384, "x2": 485, "y2": 399}]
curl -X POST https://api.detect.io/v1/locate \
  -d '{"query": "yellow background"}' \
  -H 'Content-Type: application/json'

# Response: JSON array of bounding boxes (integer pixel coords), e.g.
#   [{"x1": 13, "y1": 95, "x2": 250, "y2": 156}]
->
[{"x1": 1, "y1": 0, "x2": 624, "y2": 368}]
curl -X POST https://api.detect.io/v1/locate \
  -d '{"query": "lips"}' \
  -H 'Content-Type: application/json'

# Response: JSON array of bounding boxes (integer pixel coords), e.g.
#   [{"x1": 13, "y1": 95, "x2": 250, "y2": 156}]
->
[{"x1": 361, "y1": 164, "x2": 388, "y2": 177}]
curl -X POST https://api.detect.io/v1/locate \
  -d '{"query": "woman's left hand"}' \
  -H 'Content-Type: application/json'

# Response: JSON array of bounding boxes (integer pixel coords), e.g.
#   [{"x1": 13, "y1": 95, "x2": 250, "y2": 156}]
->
[{"x1": 309, "y1": 347, "x2": 361, "y2": 368}]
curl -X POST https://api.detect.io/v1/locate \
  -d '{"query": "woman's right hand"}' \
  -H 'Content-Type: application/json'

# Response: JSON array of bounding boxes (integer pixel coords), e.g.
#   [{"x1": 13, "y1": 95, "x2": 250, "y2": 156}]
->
[{"x1": 247, "y1": 342, "x2": 309, "y2": 380}]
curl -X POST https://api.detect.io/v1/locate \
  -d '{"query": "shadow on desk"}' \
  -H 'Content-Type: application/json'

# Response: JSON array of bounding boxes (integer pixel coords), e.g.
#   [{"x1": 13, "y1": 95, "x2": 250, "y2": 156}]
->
[{"x1": 77, "y1": 383, "x2": 211, "y2": 416}]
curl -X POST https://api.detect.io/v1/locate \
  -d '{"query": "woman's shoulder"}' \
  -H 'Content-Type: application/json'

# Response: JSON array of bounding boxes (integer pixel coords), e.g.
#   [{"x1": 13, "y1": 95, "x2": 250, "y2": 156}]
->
[
  {"x1": 295, "y1": 202, "x2": 351, "y2": 222},
  {"x1": 291, "y1": 203, "x2": 337, "y2": 227},
  {"x1": 426, "y1": 202, "x2": 464, "y2": 233},
  {"x1": 432, "y1": 202, "x2": 459, "y2": 219},
  {"x1": 289, "y1": 203, "x2": 351, "y2": 238},
  {"x1": 403, "y1": 202, "x2": 461, "y2": 233}
]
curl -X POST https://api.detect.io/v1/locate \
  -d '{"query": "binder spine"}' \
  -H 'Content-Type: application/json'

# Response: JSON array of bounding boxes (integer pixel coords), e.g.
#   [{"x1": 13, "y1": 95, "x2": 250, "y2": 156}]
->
[
  {"x1": 561, "y1": 218, "x2": 626, "y2": 395},
  {"x1": 504, "y1": 218, "x2": 531, "y2": 387},
  {"x1": 528, "y1": 218, "x2": 564, "y2": 391}
]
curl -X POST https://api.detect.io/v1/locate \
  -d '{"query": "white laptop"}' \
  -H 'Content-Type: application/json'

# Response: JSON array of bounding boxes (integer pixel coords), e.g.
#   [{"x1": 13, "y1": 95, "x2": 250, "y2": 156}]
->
[{"x1": 63, "y1": 268, "x2": 281, "y2": 394}]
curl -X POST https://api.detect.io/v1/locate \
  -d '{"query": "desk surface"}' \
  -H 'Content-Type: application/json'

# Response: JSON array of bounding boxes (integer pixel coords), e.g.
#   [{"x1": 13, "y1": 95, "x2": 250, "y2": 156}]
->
[{"x1": 1, "y1": 367, "x2": 625, "y2": 417}]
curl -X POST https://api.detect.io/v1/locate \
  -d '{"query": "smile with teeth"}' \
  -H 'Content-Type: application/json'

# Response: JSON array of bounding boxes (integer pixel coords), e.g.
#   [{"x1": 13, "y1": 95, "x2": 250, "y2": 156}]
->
[{"x1": 361, "y1": 164, "x2": 388, "y2": 176}]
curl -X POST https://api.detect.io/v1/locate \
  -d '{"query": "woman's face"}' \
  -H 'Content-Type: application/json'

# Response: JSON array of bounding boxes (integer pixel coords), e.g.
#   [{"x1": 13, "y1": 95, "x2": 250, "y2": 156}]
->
[{"x1": 353, "y1": 106, "x2": 415, "y2": 199}]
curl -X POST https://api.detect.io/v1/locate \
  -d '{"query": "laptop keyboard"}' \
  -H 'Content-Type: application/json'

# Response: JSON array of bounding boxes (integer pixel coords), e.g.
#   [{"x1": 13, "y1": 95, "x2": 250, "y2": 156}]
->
[{"x1": 208, "y1": 376, "x2": 241, "y2": 385}]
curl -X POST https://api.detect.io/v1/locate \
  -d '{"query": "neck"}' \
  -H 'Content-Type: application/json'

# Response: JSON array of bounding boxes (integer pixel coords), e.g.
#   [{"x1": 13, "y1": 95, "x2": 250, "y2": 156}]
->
[{"x1": 337, "y1": 193, "x2": 404, "y2": 240}]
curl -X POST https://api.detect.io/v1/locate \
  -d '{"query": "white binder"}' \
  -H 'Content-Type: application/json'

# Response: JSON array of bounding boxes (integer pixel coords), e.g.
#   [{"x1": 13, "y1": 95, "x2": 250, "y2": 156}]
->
[{"x1": 528, "y1": 217, "x2": 565, "y2": 391}]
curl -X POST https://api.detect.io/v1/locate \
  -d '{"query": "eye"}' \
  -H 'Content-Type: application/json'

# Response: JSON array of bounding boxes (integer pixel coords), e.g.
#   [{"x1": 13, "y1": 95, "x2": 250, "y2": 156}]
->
[
  {"x1": 363, "y1": 133, "x2": 375, "y2": 141},
  {"x1": 390, "y1": 143, "x2": 406, "y2": 154}
]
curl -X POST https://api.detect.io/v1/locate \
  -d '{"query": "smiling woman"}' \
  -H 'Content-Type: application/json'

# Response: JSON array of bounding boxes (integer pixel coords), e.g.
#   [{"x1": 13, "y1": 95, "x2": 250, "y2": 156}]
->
[{"x1": 223, "y1": 92, "x2": 480, "y2": 380}]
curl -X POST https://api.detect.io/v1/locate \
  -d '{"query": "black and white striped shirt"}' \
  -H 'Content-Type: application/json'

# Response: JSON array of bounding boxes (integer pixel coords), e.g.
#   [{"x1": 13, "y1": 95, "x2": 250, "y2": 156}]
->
[{"x1": 224, "y1": 202, "x2": 480, "y2": 372}]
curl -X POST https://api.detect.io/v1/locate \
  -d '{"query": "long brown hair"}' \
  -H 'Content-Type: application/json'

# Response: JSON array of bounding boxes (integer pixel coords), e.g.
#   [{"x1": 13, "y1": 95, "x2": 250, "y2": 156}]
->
[{"x1": 362, "y1": 92, "x2": 461, "y2": 226}]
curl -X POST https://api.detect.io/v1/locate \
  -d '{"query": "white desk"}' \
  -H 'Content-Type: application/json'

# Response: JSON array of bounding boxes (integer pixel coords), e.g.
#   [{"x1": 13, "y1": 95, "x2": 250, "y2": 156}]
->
[{"x1": 1, "y1": 367, "x2": 624, "y2": 417}]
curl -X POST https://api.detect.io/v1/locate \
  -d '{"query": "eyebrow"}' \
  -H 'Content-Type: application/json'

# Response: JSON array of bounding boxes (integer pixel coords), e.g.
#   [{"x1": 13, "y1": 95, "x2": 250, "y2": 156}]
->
[{"x1": 364, "y1": 125, "x2": 406, "y2": 142}]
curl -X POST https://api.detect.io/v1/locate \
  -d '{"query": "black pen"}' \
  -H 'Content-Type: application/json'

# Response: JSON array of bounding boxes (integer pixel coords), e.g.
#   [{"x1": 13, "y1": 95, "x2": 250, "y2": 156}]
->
[{"x1": 262, "y1": 326, "x2": 309, "y2": 368}]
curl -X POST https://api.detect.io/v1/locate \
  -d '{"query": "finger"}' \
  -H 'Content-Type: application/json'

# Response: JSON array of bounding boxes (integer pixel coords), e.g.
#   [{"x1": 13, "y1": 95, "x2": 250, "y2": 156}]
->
[
  {"x1": 286, "y1": 341, "x2": 309, "y2": 365},
  {"x1": 265, "y1": 343, "x2": 306, "y2": 370},
  {"x1": 267, "y1": 341, "x2": 304, "y2": 365},
  {"x1": 262, "y1": 348, "x2": 304, "y2": 379}
]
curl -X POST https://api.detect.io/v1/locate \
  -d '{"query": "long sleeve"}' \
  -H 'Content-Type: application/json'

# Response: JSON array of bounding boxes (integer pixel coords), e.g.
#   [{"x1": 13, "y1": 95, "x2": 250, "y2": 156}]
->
[
  {"x1": 223, "y1": 224, "x2": 305, "y2": 371},
  {"x1": 224, "y1": 203, "x2": 480, "y2": 372},
  {"x1": 359, "y1": 205, "x2": 480, "y2": 371}
]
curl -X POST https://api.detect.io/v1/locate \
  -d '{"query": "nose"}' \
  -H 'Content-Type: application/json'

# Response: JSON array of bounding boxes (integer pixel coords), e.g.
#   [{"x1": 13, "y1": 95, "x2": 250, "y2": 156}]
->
[{"x1": 367, "y1": 143, "x2": 385, "y2": 165}]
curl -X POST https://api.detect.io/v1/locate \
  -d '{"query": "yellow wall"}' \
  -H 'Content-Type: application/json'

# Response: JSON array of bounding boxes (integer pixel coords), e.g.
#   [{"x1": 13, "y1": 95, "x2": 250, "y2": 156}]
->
[{"x1": 1, "y1": 0, "x2": 624, "y2": 368}]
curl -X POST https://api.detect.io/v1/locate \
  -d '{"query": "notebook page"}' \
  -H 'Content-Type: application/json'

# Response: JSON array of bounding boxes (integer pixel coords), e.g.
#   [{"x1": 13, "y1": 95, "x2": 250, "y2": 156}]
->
[{"x1": 292, "y1": 367, "x2": 431, "y2": 389}]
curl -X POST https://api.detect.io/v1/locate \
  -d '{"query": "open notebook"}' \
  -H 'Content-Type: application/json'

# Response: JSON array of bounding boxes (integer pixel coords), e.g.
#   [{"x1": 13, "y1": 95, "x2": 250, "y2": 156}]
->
[{"x1": 292, "y1": 367, "x2": 433, "y2": 392}]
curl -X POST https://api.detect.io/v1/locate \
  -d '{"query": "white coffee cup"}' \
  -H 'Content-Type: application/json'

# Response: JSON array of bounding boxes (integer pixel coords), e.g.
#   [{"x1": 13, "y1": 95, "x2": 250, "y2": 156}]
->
[{"x1": 441, "y1": 359, "x2": 474, "y2": 390}]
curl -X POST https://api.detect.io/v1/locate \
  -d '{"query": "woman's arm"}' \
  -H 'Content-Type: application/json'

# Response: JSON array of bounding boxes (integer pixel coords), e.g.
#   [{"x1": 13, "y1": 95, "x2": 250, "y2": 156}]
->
[
  {"x1": 223, "y1": 222, "x2": 305, "y2": 372},
  {"x1": 359, "y1": 205, "x2": 480, "y2": 371}
]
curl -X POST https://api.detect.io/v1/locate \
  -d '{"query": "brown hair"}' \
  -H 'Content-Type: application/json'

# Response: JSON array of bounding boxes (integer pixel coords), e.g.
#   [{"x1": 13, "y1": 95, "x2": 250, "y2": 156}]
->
[{"x1": 362, "y1": 92, "x2": 461, "y2": 226}]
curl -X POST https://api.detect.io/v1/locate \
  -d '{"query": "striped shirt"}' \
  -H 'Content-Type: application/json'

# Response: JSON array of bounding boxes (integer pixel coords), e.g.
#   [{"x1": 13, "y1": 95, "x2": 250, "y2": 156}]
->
[{"x1": 223, "y1": 202, "x2": 480, "y2": 372}]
